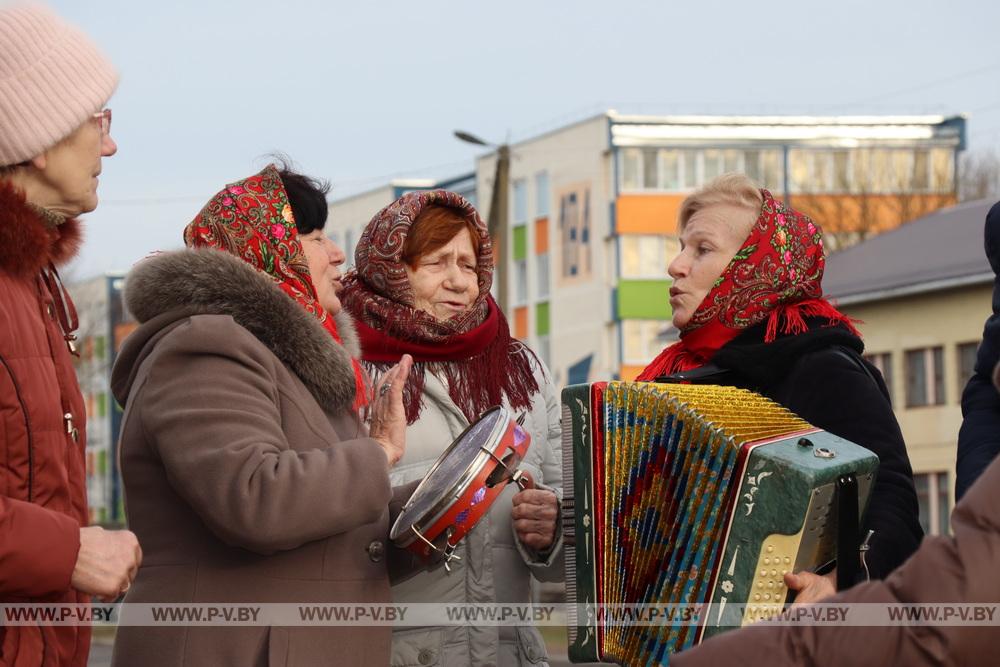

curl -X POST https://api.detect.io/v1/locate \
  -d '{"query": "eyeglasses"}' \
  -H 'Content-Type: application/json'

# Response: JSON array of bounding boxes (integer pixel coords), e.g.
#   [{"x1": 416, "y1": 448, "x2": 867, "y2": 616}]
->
[{"x1": 92, "y1": 108, "x2": 112, "y2": 136}]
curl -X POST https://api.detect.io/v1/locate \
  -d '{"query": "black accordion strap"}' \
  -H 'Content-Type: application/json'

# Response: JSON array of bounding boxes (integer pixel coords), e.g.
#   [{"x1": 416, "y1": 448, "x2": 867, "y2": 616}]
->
[
  {"x1": 836, "y1": 473, "x2": 860, "y2": 590},
  {"x1": 654, "y1": 363, "x2": 731, "y2": 384}
]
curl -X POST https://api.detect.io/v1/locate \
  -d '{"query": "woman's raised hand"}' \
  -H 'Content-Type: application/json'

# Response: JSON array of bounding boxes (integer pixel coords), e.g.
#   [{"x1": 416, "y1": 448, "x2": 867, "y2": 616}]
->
[{"x1": 368, "y1": 354, "x2": 413, "y2": 466}]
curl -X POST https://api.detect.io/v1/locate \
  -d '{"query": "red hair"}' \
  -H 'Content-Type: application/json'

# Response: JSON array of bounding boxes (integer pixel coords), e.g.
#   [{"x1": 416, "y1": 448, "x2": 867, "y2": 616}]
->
[{"x1": 402, "y1": 205, "x2": 481, "y2": 267}]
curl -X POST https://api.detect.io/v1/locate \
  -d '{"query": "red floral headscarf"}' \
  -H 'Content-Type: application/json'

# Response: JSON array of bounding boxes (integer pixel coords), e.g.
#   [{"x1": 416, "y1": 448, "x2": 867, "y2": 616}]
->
[
  {"x1": 183, "y1": 164, "x2": 368, "y2": 407},
  {"x1": 340, "y1": 189, "x2": 540, "y2": 424},
  {"x1": 638, "y1": 189, "x2": 859, "y2": 379}
]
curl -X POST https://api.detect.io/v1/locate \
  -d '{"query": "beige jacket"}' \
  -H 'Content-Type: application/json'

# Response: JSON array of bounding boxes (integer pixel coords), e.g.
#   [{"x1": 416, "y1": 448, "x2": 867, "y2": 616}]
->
[{"x1": 386, "y1": 362, "x2": 563, "y2": 667}]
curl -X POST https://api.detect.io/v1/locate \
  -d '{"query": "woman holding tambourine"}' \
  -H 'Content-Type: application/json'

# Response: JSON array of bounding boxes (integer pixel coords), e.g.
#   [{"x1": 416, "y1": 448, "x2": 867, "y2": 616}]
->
[{"x1": 341, "y1": 190, "x2": 563, "y2": 667}]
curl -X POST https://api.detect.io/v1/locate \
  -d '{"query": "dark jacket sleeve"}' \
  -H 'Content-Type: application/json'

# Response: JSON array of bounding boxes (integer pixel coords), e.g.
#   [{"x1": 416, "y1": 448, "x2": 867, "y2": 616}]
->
[
  {"x1": 956, "y1": 369, "x2": 1000, "y2": 501},
  {"x1": 957, "y1": 200, "x2": 1000, "y2": 500},
  {"x1": 780, "y1": 348, "x2": 923, "y2": 579},
  {"x1": 672, "y1": 438, "x2": 1000, "y2": 667}
]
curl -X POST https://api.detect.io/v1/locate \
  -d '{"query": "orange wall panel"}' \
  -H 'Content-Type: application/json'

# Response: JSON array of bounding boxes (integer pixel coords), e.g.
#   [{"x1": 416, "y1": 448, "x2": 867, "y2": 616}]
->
[
  {"x1": 616, "y1": 193, "x2": 955, "y2": 237},
  {"x1": 791, "y1": 194, "x2": 957, "y2": 234},
  {"x1": 514, "y1": 306, "x2": 528, "y2": 340},
  {"x1": 620, "y1": 364, "x2": 646, "y2": 382},
  {"x1": 616, "y1": 194, "x2": 686, "y2": 235},
  {"x1": 534, "y1": 217, "x2": 549, "y2": 254}
]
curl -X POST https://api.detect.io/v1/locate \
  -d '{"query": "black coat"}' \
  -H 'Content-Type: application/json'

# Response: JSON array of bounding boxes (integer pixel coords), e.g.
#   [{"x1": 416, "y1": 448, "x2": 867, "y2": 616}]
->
[
  {"x1": 689, "y1": 319, "x2": 923, "y2": 580},
  {"x1": 957, "y1": 200, "x2": 1000, "y2": 501}
]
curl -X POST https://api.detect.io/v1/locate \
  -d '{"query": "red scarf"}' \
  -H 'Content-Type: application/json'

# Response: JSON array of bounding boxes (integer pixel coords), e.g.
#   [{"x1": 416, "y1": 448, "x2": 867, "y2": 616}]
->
[
  {"x1": 340, "y1": 189, "x2": 539, "y2": 424},
  {"x1": 183, "y1": 164, "x2": 368, "y2": 408},
  {"x1": 638, "y1": 189, "x2": 859, "y2": 381}
]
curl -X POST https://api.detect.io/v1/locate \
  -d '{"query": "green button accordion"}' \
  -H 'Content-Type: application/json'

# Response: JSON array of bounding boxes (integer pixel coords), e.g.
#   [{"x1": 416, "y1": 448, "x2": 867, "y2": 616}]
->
[{"x1": 561, "y1": 381, "x2": 878, "y2": 665}]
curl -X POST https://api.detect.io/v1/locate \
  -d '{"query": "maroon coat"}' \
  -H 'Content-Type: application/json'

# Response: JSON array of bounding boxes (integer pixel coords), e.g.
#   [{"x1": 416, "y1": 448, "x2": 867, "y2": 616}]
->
[{"x1": 0, "y1": 181, "x2": 90, "y2": 666}]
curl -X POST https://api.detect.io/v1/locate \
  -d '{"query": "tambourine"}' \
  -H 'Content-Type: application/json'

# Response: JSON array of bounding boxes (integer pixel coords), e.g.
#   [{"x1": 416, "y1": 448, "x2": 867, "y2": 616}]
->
[{"x1": 390, "y1": 406, "x2": 534, "y2": 571}]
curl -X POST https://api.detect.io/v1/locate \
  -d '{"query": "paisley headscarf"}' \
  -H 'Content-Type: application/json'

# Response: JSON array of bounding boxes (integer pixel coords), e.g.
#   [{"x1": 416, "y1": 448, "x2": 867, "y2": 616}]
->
[
  {"x1": 638, "y1": 189, "x2": 860, "y2": 379},
  {"x1": 183, "y1": 164, "x2": 368, "y2": 407},
  {"x1": 340, "y1": 190, "x2": 540, "y2": 424}
]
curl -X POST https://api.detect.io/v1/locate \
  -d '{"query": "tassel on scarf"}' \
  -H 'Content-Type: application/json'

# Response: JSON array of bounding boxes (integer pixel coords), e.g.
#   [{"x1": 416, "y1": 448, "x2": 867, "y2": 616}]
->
[{"x1": 764, "y1": 298, "x2": 862, "y2": 343}]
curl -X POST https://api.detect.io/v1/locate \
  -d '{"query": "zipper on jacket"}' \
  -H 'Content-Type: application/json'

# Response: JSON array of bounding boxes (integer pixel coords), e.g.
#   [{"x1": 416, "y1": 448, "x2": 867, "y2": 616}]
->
[{"x1": 0, "y1": 353, "x2": 34, "y2": 500}]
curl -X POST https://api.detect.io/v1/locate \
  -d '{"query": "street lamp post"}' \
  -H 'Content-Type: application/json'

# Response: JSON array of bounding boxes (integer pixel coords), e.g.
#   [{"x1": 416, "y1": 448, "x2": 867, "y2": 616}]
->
[{"x1": 454, "y1": 130, "x2": 510, "y2": 315}]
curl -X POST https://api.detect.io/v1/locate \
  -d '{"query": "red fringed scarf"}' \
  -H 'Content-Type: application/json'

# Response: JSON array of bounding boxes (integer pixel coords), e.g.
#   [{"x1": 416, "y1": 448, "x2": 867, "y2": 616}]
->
[
  {"x1": 638, "y1": 189, "x2": 860, "y2": 381},
  {"x1": 340, "y1": 189, "x2": 540, "y2": 424},
  {"x1": 183, "y1": 164, "x2": 369, "y2": 408}
]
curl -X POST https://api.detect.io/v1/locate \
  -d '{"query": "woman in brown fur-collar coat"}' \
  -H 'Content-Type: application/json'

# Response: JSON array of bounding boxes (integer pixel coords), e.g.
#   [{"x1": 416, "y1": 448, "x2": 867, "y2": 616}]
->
[{"x1": 110, "y1": 164, "x2": 415, "y2": 667}]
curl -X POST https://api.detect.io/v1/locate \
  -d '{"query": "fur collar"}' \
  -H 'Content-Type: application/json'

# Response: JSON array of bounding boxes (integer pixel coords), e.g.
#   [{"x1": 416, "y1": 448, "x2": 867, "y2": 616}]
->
[
  {"x1": 0, "y1": 180, "x2": 83, "y2": 277},
  {"x1": 123, "y1": 249, "x2": 361, "y2": 411}
]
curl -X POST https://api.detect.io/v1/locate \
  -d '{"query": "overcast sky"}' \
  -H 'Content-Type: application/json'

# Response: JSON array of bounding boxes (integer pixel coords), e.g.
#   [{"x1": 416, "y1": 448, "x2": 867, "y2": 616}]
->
[{"x1": 48, "y1": 0, "x2": 1000, "y2": 281}]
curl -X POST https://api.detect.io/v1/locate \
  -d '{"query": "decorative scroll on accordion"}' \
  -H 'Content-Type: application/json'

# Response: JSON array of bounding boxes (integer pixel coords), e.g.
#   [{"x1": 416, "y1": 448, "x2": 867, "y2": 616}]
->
[{"x1": 562, "y1": 381, "x2": 878, "y2": 665}]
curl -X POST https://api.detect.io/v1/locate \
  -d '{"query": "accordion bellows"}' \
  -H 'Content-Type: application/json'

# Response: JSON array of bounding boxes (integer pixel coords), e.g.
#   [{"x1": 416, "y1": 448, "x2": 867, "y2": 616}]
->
[{"x1": 562, "y1": 382, "x2": 878, "y2": 665}]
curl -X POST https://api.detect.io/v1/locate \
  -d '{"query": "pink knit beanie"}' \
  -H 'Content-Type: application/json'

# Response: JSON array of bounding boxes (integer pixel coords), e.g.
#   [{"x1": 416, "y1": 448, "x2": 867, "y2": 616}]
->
[{"x1": 0, "y1": 4, "x2": 119, "y2": 166}]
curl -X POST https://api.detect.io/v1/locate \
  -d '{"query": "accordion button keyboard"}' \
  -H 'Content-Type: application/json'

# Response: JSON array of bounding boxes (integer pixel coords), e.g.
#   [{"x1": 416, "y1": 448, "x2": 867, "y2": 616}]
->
[{"x1": 743, "y1": 535, "x2": 799, "y2": 626}]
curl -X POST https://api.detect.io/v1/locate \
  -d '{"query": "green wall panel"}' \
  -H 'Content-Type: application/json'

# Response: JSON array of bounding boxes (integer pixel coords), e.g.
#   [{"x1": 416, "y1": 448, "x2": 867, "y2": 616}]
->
[
  {"x1": 512, "y1": 225, "x2": 528, "y2": 261},
  {"x1": 535, "y1": 302, "x2": 550, "y2": 336},
  {"x1": 617, "y1": 279, "x2": 672, "y2": 320}
]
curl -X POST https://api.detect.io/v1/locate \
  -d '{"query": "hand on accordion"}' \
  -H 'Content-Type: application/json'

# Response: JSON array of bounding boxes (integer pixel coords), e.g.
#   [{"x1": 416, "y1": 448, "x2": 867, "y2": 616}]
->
[
  {"x1": 785, "y1": 569, "x2": 837, "y2": 606},
  {"x1": 511, "y1": 489, "x2": 558, "y2": 551}
]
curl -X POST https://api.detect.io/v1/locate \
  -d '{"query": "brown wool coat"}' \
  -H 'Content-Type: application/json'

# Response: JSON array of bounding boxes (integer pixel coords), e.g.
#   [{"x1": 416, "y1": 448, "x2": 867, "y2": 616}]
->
[
  {"x1": 0, "y1": 182, "x2": 90, "y2": 667},
  {"x1": 110, "y1": 250, "x2": 416, "y2": 667},
  {"x1": 673, "y1": 445, "x2": 1000, "y2": 667}
]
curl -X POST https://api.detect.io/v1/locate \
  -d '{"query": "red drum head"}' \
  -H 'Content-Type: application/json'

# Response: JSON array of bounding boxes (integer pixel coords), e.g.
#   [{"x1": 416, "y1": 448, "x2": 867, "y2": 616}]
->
[{"x1": 390, "y1": 406, "x2": 532, "y2": 563}]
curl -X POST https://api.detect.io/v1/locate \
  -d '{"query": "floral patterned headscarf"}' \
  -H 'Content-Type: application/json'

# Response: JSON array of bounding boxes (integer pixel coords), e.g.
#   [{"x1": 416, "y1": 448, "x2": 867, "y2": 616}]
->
[
  {"x1": 183, "y1": 164, "x2": 367, "y2": 406},
  {"x1": 347, "y1": 189, "x2": 495, "y2": 337},
  {"x1": 340, "y1": 189, "x2": 540, "y2": 424},
  {"x1": 639, "y1": 189, "x2": 859, "y2": 378}
]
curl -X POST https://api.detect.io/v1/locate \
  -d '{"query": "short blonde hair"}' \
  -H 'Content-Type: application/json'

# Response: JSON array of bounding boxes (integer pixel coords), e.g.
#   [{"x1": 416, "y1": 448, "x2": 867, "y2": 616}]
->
[{"x1": 678, "y1": 172, "x2": 764, "y2": 232}]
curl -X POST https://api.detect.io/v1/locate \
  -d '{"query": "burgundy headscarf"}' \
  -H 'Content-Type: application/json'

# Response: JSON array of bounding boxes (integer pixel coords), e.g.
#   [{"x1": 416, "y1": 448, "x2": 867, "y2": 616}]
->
[{"x1": 340, "y1": 190, "x2": 539, "y2": 424}]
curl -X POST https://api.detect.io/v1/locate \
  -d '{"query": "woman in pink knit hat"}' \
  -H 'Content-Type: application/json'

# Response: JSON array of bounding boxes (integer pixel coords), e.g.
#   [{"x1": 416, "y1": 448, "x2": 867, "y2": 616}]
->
[{"x1": 0, "y1": 5, "x2": 141, "y2": 666}]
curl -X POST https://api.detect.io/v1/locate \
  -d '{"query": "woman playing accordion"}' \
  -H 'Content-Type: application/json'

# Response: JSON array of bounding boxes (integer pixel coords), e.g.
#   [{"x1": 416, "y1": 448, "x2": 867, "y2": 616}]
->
[
  {"x1": 560, "y1": 173, "x2": 923, "y2": 665},
  {"x1": 639, "y1": 173, "x2": 922, "y2": 597}
]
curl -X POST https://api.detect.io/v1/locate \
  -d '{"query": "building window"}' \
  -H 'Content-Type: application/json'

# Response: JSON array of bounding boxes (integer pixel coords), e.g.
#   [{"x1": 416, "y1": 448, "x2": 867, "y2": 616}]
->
[
  {"x1": 659, "y1": 151, "x2": 680, "y2": 190},
  {"x1": 513, "y1": 179, "x2": 528, "y2": 224},
  {"x1": 957, "y1": 341, "x2": 979, "y2": 390},
  {"x1": 344, "y1": 229, "x2": 355, "y2": 269},
  {"x1": 930, "y1": 148, "x2": 954, "y2": 193},
  {"x1": 682, "y1": 151, "x2": 698, "y2": 189},
  {"x1": 536, "y1": 334, "x2": 551, "y2": 369},
  {"x1": 914, "y1": 471, "x2": 950, "y2": 536},
  {"x1": 789, "y1": 150, "x2": 836, "y2": 193},
  {"x1": 832, "y1": 150, "x2": 850, "y2": 191},
  {"x1": 513, "y1": 259, "x2": 528, "y2": 305},
  {"x1": 863, "y1": 352, "x2": 893, "y2": 405},
  {"x1": 537, "y1": 253, "x2": 550, "y2": 299},
  {"x1": 619, "y1": 235, "x2": 680, "y2": 279},
  {"x1": 722, "y1": 149, "x2": 742, "y2": 174},
  {"x1": 622, "y1": 320, "x2": 671, "y2": 364},
  {"x1": 621, "y1": 147, "x2": 785, "y2": 192},
  {"x1": 642, "y1": 149, "x2": 658, "y2": 189},
  {"x1": 621, "y1": 149, "x2": 640, "y2": 190},
  {"x1": 905, "y1": 346, "x2": 945, "y2": 407},
  {"x1": 534, "y1": 171, "x2": 550, "y2": 218},
  {"x1": 702, "y1": 149, "x2": 723, "y2": 182},
  {"x1": 620, "y1": 145, "x2": 951, "y2": 194}
]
